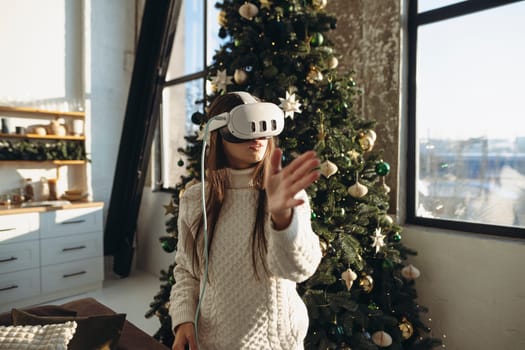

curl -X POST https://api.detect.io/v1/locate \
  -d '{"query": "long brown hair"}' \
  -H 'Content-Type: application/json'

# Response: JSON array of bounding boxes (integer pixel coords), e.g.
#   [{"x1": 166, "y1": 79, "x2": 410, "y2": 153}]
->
[{"x1": 189, "y1": 92, "x2": 275, "y2": 279}]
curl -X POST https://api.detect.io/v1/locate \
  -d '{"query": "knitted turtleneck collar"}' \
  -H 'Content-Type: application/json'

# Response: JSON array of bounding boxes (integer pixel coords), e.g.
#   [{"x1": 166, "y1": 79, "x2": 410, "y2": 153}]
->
[{"x1": 228, "y1": 167, "x2": 256, "y2": 189}]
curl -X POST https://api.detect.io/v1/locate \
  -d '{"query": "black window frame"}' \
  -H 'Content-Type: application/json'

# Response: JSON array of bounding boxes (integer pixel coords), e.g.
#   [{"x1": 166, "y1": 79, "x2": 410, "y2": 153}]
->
[
  {"x1": 406, "y1": 0, "x2": 525, "y2": 239},
  {"x1": 154, "y1": 0, "x2": 209, "y2": 193}
]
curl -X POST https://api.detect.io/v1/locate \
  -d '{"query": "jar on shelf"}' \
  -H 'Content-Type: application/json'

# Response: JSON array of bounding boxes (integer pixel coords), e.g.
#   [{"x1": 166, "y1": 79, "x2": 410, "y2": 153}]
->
[
  {"x1": 39, "y1": 177, "x2": 50, "y2": 201},
  {"x1": 47, "y1": 178, "x2": 58, "y2": 200},
  {"x1": 23, "y1": 178, "x2": 34, "y2": 201}
]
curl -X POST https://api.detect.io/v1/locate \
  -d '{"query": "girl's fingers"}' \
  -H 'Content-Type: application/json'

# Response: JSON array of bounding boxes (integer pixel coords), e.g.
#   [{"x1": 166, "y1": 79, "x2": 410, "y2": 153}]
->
[
  {"x1": 270, "y1": 148, "x2": 283, "y2": 174},
  {"x1": 281, "y1": 150, "x2": 317, "y2": 177},
  {"x1": 282, "y1": 158, "x2": 320, "y2": 187},
  {"x1": 287, "y1": 169, "x2": 320, "y2": 197}
]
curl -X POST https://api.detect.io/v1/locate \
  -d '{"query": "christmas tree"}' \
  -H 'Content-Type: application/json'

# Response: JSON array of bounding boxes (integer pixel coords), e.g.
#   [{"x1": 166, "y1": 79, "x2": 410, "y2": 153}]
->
[{"x1": 146, "y1": 1, "x2": 443, "y2": 349}]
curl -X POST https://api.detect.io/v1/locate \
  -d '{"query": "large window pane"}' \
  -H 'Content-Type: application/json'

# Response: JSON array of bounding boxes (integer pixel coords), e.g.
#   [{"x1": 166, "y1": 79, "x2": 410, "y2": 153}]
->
[
  {"x1": 160, "y1": 80, "x2": 203, "y2": 188},
  {"x1": 166, "y1": 0, "x2": 204, "y2": 81},
  {"x1": 206, "y1": 0, "x2": 227, "y2": 65},
  {"x1": 418, "y1": 0, "x2": 466, "y2": 12},
  {"x1": 415, "y1": 2, "x2": 525, "y2": 228}
]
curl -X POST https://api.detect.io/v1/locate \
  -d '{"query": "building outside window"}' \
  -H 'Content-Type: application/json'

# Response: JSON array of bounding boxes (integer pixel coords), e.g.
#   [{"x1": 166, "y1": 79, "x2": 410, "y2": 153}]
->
[{"x1": 407, "y1": 0, "x2": 525, "y2": 238}]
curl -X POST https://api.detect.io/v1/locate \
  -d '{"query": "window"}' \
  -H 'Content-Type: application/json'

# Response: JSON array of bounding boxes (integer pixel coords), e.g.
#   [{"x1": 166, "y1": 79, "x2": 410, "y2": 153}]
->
[
  {"x1": 155, "y1": 0, "x2": 224, "y2": 189},
  {"x1": 407, "y1": 0, "x2": 525, "y2": 238}
]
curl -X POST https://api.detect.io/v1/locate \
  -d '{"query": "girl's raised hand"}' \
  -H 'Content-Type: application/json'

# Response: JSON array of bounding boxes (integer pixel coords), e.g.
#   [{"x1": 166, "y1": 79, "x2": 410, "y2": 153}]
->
[{"x1": 265, "y1": 148, "x2": 320, "y2": 229}]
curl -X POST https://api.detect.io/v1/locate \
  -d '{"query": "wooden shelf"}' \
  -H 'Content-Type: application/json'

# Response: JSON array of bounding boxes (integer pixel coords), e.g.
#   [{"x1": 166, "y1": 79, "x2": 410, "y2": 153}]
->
[
  {"x1": 0, "y1": 133, "x2": 85, "y2": 141},
  {"x1": 0, "y1": 106, "x2": 84, "y2": 119}
]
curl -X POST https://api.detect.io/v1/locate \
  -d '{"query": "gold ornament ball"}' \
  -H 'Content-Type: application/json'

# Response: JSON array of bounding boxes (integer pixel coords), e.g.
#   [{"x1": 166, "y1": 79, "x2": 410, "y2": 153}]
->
[
  {"x1": 239, "y1": 2, "x2": 259, "y2": 20},
  {"x1": 312, "y1": 0, "x2": 328, "y2": 9},
  {"x1": 359, "y1": 273, "x2": 374, "y2": 293},
  {"x1": 218, "y1": 10, "x2": 227, "y2": 27},
  {"x1": 371, "y1": 331, "x2": 393, "y2": 347},
  {"x1": 306, "y1": 66, "x2": 323, "y2": 83},
  {"x1": 234, "y1": 69, "x2": 249, "y2": 85},
  {"x1": 399, "y1": 318, "x2": 414, "y2": 339},
  {"x1": 359, "y1": 135, "x2": 375, "y2": 152}
]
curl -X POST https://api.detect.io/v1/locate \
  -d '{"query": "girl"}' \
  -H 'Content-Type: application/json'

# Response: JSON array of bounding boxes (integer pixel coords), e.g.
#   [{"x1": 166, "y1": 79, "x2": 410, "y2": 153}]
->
[{"x1": 169, "y1": 92, "x2": 322, "y2": 350}]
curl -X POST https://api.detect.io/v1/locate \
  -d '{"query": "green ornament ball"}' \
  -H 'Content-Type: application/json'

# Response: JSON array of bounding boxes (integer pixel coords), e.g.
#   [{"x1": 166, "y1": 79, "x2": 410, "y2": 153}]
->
[
  {"x1": 311, "y1": 212, "x2": 317, "y2": 219},
  {"x1": 376, "y1": 161, "x2": 391, "y2": 176},
  {"x1": 161, "y1": 238, "x2": 176, "y2": 253},
  {"x1": 310, "y1": 32, "x2": 324, "y2": 46},
  {"x1": 177, "y1": 159, "x2": 184, "y2": 167},
  {"x1": 263, "y1": 65, "x2": 278, "y2": 78},
  {"x1": 368, "y1": 302, "x2": 379, "y2": 310},
  {"x1": 393, "y1": 232, "x2": 402, "y2": 242},
  {"x1": 191, "y1": 112, "x2": 203, "y2": 125},
  {"x1": 382, "y1": 259, "x2": 394, "y2": 269}
]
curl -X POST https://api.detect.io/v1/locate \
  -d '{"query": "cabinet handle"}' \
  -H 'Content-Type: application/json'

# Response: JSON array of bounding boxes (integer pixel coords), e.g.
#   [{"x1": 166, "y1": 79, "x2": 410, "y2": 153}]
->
[
  {"x1": 0, "y1": 285, "x2": 18, "y2": 292},
  {"x1": 60, "y1": 219, "x2": 86, "y2": 225},
  {"x1": 62, "y1": 245, "x2": 86, "y2": 252},
  {"x1": 0, "y1": 256, "x2": 18, "y2": 263},
  {"x1": 0, "y1": 227, "x2": 16, "y2": 232},
  {"x1": 63, "y1": 270, "x2": 86, "y2": 278}
]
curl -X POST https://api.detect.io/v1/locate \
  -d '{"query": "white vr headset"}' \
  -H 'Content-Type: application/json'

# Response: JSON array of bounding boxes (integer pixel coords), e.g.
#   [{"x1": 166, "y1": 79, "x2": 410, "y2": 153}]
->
[{"x1": 206, "y1": 91, "x2": 285, "y2": 143}]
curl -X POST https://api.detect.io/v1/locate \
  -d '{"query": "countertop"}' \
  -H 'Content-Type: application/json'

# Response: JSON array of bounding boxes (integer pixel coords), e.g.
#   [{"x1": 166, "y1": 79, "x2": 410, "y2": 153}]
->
[{"x1": 0, "y1": 201, "x2": 104, "y2": 215}]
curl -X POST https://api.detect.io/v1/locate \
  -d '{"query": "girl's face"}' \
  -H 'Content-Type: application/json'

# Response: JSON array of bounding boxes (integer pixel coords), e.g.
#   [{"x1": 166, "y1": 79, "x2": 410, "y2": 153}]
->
[{"x1": 222, "y1": 138, "x2": 269, "y2": 169}]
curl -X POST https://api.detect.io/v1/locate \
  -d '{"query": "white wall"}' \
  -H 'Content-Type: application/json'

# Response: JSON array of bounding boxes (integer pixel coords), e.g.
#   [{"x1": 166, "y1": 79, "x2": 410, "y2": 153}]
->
[
  {"x1": 402, "y1": 226, "x2": 525, "y2": 350},
  {"x1": 89, "y1": 0, "x2": 137, "y2": 219}
]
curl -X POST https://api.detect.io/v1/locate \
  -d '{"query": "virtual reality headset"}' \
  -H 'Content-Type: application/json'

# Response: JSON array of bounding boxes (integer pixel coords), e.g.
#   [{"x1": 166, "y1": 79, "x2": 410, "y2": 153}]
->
[{"x1": 207, "y1": 92, "x2": 285, "y2": 143}]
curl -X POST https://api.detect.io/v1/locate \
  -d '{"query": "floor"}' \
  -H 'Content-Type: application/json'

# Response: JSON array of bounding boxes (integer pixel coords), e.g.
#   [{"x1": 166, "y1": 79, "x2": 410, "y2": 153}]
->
[{"x1": 48, "y1": 269, "x2": 163, "y2": 336}]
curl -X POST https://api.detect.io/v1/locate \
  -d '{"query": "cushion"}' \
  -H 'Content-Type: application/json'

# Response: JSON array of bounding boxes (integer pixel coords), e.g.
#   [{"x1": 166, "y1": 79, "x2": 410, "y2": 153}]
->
[
  {"x1": 11, "y1": 309, "x2": 126, "y2": 350},
  {"x1": 0, "y1": 305, "x2": 77, "y2": 327},
  {"x1": 0, "y1": 321, "x2": 77, "y2": 350}
]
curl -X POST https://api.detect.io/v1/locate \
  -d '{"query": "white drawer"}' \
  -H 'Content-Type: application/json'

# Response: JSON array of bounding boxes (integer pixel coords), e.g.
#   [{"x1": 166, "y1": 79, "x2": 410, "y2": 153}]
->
[
  {"x1": 40, "y1": 232, "x2": 102, "y2": 266},
  {"x1": 0, "y1": 213, "x2": 39, "y2": 243},
  {"x1": 41, "y1": 207, "x2": 103, "y2": 238},
  {"x1": 0, "y1": 241, "x2": 40, "y2": 274},
  {"x1": 0, "y1": 268, "x2": 40, "y2": 305},
  {"x1": 41, "y1": 257, "x2": 103, "y2": 294}
]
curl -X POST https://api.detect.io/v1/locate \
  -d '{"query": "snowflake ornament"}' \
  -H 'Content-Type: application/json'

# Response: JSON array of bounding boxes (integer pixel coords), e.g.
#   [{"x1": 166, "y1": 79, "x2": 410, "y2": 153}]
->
[
  {"x1": 279, "y1": 91, "x2": 302, "y2": 119},
  {"x1": 371, "y1": 227, "x2": 386, "y2": 253},
  {"x1": 211, "y1": 70, "x2": 233, "y2": 92}
]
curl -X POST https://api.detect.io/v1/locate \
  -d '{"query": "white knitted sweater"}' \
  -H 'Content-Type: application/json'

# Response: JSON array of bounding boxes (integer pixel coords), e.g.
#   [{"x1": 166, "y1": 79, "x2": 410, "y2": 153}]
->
[{"x1": 169, "y1": 167, "x2": 322, "y2": 350}]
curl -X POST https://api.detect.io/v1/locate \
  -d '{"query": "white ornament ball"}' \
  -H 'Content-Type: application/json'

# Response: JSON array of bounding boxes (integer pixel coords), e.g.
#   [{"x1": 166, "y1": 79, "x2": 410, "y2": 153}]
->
[
  {"x1": 239, "y1": 2, "x2": 259, "y2": 20},
  {"x1": 319, "y1": 160, "x2": 338, "y2": 178},
  {"x1": 382, "y1": 182, "x2": 391, "y2": 194},
  {"x1": 382, "y1": 215, "x2": 394, "y2": 225},
  {"x1": 371, "y1": 331, "x2": 393, "y2": 347},
  {"x1": 328, "y1": 56, "x2": 339, "y2": 69},
  {"x1": 341, "y1": 268, "x2": 358, "y2": 290},
  {"x1": 348, "y1": 181, "x2": 368, "y2": 198},
  {"x1": 401, "y1": 264, "x2": 421, "y2": 280},
  {"x1": 366, "y1": 129, "x2": 377, "y2": 142}
]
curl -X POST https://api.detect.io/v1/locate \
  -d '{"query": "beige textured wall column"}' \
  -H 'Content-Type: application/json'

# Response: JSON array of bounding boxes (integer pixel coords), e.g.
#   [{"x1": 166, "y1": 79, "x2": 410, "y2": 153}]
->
[{"x1": 326, "y1": 0, "x2": 401, "y2": 214}]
